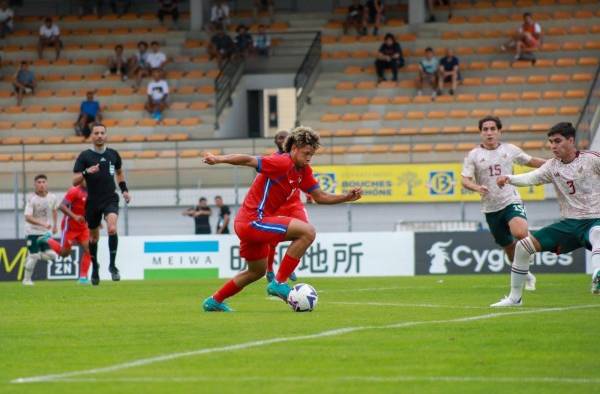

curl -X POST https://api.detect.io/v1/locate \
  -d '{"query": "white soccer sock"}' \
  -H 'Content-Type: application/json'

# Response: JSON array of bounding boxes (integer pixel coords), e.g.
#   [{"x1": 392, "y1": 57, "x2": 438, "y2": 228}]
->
[
  {"x1": 589, "y1": 226, "x2": 600, "y2": 277},
  {"x1": 23, "y1": 253, "x2": 41, "y2": 281},
  {"x1": 509, "y1": 238, "x2": 536, "y2": 302}
]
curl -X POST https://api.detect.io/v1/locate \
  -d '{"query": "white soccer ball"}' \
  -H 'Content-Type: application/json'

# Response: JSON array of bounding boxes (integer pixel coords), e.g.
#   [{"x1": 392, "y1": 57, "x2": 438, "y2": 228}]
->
[{"x1": 287, "y1": 283, "x2": 318, "y2": 312}]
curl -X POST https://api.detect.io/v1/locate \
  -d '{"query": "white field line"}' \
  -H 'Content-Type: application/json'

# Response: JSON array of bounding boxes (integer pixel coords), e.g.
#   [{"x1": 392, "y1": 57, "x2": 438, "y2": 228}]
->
[
  {"x1": 331, "y1": 301, "x2": 499, "y2": 309},
  {"x1": 11, "y1": 304, "x2": 599, "y2": 385},
  {"x1": 38, "y1": 375, "x2": 600, "y2": 385}
]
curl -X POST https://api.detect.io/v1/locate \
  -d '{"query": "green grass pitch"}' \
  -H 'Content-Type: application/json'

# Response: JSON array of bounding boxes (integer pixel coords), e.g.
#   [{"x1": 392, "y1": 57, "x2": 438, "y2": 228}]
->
[{"x1": 1, "y1": 275, "x2": 597, "y2": 394}]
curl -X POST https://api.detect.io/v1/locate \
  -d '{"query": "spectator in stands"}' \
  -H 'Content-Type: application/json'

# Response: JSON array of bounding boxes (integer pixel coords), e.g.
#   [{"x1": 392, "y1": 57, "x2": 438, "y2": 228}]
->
[
  {"x1": 235, "y1": 24, "x2": 253, "y2": 57},
  {"x1": 416, "y1": 47, "x2": 439, "y2": 98},
  {"x1": 366, "y1": 0, "x2": 384, "y2": 36},
  {"x1": 343, "y1": 0, "x2": 367, "y2": 36},
  {"x1": 105, "y1": 44, "x2": 128, "y2": 81},
  {"x1": 182, "y1": 197, "x2": 212, "y2": 234},
  {"x1": 210, "y1": 0, "x2": 230, "y2": 31},
  {"x1": 146, "y1": 41, "x2": 168, "y2": 71},
  {"x1": 214, "y1": 195, "x2": 231, "y2": 234},
  {"x1": 75, "y1": 91, "x2": 102, "y2": 138},
  {"x1": 426, "y1": 0, "x2": 452, "y2": 22},
  {"x1": 0, "y1": 1, "x2": 14, "y2": 39},
  {"x1": 109, "y1": 0, "x2": 131, "y2": 16},
  {"x1": 37, "y1": 17, "x2": 62, "y2": 60},
  {"x1": 130, "y1": 41, "x2": 150, "y2": 90},
  {"x1": 157, "y1": 0, "x2": 179, "y2": 26},
  {"x1": 501, "y1": 12, "x2": 542, "y2": 62},
  {"x1": 145, "y1": 68, "x2": 169, "y2": 122},
  {"x1": 375, "y1": 33, "x2": 404, "y2": 83},
  {"x1": 78, "y1": 0, "x2": 102, "y2": 17},
  {"x1": 254, "y1": 24, "x2": 271, "y2": 57},
  {"x1": 13, "y1": 61, "x2": 36, "y2": 106},
  {"x1": 253, "y1": 0, "x2": 274, "y2": 23},
  {"x1": 437, "y1": 48, "x2": 459, "y2": 95},
  {"x1": 208, "y1": 26, "x2": 235, "y2": 66}
]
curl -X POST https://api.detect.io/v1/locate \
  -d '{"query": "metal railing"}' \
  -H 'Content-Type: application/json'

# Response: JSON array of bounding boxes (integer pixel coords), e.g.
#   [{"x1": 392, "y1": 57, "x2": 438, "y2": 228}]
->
[
  {"x1": 575, "y1": 62, "x2": 600, "y2": 147},
  {"x1": 294, "y1": 31, "x2": 321, "y2": 126},
  {"x1": 214, "y1": 56, "x2": 245, "y2": 129}
]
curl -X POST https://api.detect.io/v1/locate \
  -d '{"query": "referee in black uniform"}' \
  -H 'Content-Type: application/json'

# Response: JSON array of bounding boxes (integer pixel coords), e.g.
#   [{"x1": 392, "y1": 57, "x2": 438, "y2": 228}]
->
[{"x1": 73, "y1": 123, "x2": 131, "y2": 285}]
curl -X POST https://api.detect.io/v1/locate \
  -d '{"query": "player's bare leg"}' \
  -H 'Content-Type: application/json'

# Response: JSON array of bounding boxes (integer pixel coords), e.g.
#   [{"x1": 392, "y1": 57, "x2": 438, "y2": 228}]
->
[
  {"x1": 492, "y1": 235, "x2": 541, "y2": 307},
  {"x1": 267, "y1": 219, "x2": 315, "y2": 301},
  {"x1": 507, "y1": 216, "x2": 536, "y2": 291},
  {"x1": 89, "y1": 227, "x2": 100, "y2": 285},
  {"x1": 105, "y1": 213, "x2": 120, "y2": 281}
]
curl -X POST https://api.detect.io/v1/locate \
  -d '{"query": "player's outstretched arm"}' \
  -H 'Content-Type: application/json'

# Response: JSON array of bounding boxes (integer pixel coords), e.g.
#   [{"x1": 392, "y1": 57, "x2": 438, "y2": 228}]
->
[
  {"x1": 498, "y1": 166, "x2": 549, "y2": 188},
  {"x1": 461, "y1": 176, "x2": 488, "y2": 196},
  {"x1": 203, "y1": 152, "x2": 258, "y2": 169},
  {"x1": 526, "y1": 157, "x2": 546, "y2": 168},
  {"x1": 309, "y1": 187, "x2": 362, "y2": 205}
]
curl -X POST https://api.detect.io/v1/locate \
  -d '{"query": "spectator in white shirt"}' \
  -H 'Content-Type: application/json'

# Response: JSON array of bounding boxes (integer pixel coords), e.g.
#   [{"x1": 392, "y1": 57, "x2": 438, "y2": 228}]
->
[
  {"x1": 37, "y1": 17, "x2": 62, "y2": 60},
  {"x1": 146, "y1": 41, "x2": 167, "y2": 70},
  {"x1": 145, "y1": 69, "x2": 169, "y2": 122},
  {"x1": 210, "y1": 0, "x2": 230, "y2": 31},
  {"x1": 0, "y1": 1, "x2": 14, "y2": 38}
]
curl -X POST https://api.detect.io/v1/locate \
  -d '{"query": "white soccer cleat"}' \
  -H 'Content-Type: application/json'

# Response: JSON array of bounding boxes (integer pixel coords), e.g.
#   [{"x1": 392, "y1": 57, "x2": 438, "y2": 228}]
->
[
  {"x1": 525, "y1": 272, "x2": 536, "y2": 291},
  {"x1": 22, "y1": 279, "x2": 34, "y2": 286},
  {"x1": 591, "y1": 269, "x2": 600, "y2": 295},
  {"x1": 490, "y1": 296, "x2": 522, "y2": 307}
]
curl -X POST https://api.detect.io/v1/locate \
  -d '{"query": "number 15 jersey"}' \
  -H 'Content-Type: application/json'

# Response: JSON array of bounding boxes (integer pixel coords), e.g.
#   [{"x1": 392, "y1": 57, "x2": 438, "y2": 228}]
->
[{"x1": 462, "y1": 143, "x2": 532, "y2": 213}]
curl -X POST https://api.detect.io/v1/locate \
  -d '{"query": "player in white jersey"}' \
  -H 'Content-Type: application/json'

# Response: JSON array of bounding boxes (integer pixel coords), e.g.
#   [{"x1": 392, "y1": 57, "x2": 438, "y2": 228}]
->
[
  {"x1": 22, "y1": 174, "x2": 59, "y2": 285},
  {"x1": 492, "y1": 122, "x2": 600, "y2": 306},
  {"x1": 462, "y1": 116, "x2": 546, "y2": 290}
]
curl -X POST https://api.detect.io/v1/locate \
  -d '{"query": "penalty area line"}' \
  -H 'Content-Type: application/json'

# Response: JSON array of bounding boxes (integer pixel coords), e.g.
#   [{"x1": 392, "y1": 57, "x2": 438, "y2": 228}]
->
[{"x1": 11, "y1": 304, "x2": 600, "y2": 384}]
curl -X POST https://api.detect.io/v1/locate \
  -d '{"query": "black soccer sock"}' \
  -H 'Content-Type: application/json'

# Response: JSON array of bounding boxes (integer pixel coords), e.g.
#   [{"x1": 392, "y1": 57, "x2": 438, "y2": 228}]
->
[
  {"x1": 89, "y1": 241, "x2": 98, "y2": 270},
  {"x1": 109, "y1": 234, "x2": 118, "y2": 268}
]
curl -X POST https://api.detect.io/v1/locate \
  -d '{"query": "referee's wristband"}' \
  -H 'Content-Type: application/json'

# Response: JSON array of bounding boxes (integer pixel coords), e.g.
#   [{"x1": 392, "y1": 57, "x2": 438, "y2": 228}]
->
[{"x1": 119, "y1": 181, "x2": 129, "y2": 193}]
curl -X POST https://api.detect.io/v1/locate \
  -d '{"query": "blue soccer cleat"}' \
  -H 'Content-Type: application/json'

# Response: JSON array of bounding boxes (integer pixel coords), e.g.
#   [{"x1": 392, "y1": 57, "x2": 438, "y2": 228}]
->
[
  {"x1": 266, "y1": 271, "x2": 275, "y2": 283},
  {"x1": 202, "y1": 296, "x2": 233, "y2": 312},
  {"x1": 289, "y1": 271, "x2": 298, "y2": 281},
  {"x1": 78, "y1": 277, "x2": 90, "y2": 285},
  {"x1": 267, "y1": 280, "x2": 291, "y2": 302}
]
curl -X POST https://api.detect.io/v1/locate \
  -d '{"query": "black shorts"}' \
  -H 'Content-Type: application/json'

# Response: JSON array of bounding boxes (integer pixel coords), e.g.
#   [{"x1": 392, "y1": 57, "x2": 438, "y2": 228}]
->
[{"x1": 86, "y1": 193, "x2": 119, "y2": 229}]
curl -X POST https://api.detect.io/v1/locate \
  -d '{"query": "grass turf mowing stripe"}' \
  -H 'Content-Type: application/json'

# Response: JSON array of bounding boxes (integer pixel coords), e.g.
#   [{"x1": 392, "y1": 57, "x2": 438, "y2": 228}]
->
[
  {"x1": 143, "y1": 268, "x2": 219, "y2": 280},
  {"x1": 11, "y1": 303, "x2": 600, "y2": 384}
]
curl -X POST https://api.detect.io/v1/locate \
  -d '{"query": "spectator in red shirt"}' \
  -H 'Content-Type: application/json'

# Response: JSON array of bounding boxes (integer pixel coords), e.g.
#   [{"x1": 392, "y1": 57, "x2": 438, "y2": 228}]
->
[{"x1": 501, "y1": 12, "x2": 542, "y2": 62}]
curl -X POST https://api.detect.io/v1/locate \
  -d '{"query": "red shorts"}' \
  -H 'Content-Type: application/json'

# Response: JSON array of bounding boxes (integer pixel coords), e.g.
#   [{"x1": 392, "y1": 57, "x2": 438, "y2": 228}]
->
[
  {"x1": 277, "y1": 204, "x2": 308, "y2": 223},
  {"x1": 234, "y1": 216, "x2": 292, "y2": 261},
  {"x1": 60, "y1": 225, "x2": 89, "y2": 249}
]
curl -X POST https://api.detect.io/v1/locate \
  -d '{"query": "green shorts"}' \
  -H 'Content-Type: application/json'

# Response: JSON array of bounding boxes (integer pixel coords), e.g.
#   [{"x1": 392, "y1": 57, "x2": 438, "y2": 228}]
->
[
  {"x1": 485, "y1": 203, "x2": 528, "y2": 247},
  {"x1": 533, "y1": 218, "x2": 600, "y2": 254},
  {"x1": 26, "y1": 235, "x2": 41, "y2": 254}
]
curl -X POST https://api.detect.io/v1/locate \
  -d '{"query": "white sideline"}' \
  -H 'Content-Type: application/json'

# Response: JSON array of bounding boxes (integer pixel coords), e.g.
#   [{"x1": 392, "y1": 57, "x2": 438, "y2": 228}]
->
[
  {"x1": 36, "y1": 375, "x2": 600, "y2": 384},
  {"x1": 11, "y1": 304, "x2": 599, "y2": 384},
  {"x1": 331, "y1": 301, "x2": 499, "y2": 309}
]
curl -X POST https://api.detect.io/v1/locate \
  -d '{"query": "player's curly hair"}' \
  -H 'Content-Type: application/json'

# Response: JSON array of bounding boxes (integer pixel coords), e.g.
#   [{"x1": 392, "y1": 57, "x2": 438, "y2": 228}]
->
[
  {"x1": 283, "y1": 126, "x2": 321, "y2": 153},
  {"x1": 478, "y1": 115, "x2": 502, "y2": 131}
]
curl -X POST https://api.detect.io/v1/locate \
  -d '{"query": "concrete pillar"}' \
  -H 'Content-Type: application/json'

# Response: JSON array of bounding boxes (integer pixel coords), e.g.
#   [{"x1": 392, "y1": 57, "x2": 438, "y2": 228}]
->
[
  {"x1": 190, "y1": 0, "x2": 204, "y2": 31},
  {"x1": 408, "y1": 0, "x2": 426, "y2": 25}
]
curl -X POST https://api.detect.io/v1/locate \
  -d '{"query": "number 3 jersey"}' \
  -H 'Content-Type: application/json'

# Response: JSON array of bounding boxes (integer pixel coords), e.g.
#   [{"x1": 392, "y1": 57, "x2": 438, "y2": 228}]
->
[
  {"x1": 509, "y1": 151, "x2": 600, "y2": 219},
  {"x1": 462, "y1": 143, "x2": 532, "y2": 213}
]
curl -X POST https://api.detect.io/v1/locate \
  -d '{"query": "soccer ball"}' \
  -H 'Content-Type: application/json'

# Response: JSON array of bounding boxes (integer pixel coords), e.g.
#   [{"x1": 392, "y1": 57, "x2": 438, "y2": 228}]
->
[{"x1": 287, "y1": 283, "x2": 318, "y2": 312}]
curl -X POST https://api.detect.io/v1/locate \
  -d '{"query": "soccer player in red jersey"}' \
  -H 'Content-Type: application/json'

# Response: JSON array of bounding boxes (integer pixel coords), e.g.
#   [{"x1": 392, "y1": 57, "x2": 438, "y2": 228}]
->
[
  {"x1": 265, "y1": 130, "x2": 304, "y2": 283},
  {"x1": 202, "y1": 127, "x2": 362, "y2": 311},
  {"x1": 47, "y1": 181, "x2": 93, "y2": 284}
]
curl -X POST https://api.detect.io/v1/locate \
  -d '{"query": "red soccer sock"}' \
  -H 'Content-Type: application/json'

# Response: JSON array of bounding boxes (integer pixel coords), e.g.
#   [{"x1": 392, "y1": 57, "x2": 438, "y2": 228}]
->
[
  {"x1": 266, "y1": 246, "x2": 276, "y2": 273},
  {"x1": 275, "y1": 254, "x2": 300, "y2": 283},
  {"x1": 48, "y1": 238, "x2": 62, "y2": 254},
  {"x1": 80, "y1": 252, "x2": 91, "y2": 278},
  {"x1": 213, "y1": 280, "x2": 242, "y2": 303}
]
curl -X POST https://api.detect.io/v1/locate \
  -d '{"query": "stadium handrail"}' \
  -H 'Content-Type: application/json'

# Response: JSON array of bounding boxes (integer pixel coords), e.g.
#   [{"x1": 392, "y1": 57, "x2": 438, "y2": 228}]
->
[
  {"x1": 294, "y1": 31, "x2": 321, "y2": 126},
  {"x1": 574, "y1": 61, "x2": 600, "y2": 146},
  {"x1": 215, "y1": 56, "x2": 245, "y2": 129}
]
